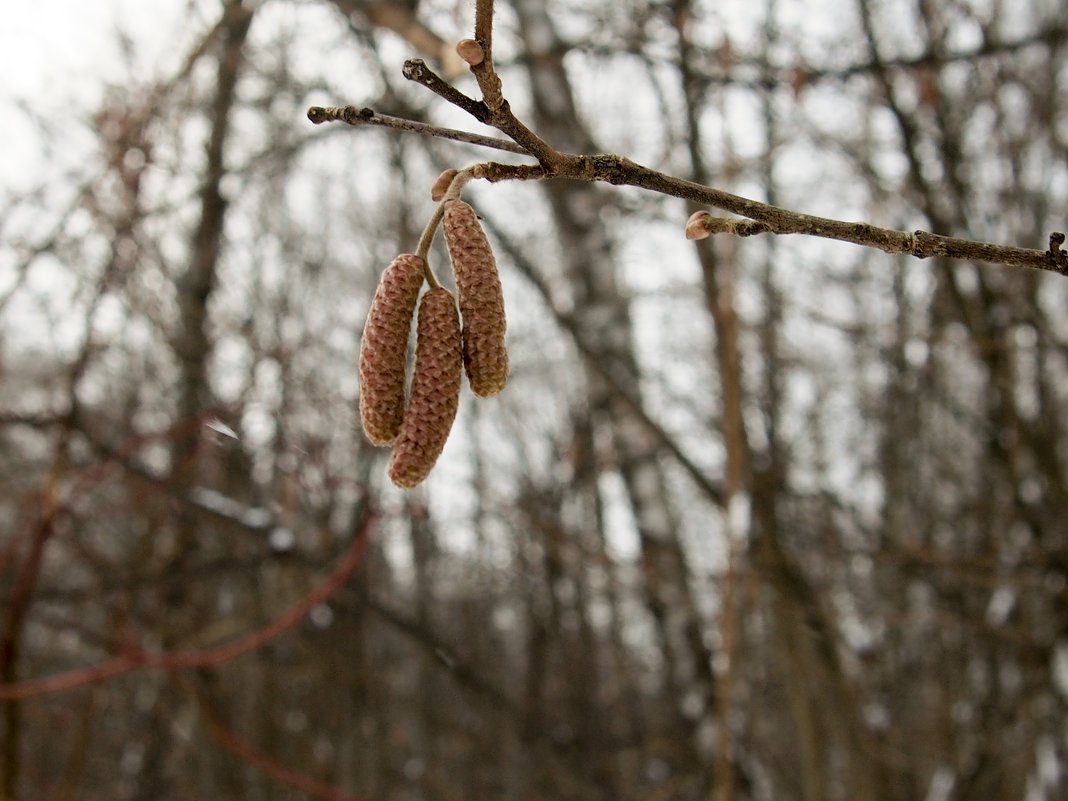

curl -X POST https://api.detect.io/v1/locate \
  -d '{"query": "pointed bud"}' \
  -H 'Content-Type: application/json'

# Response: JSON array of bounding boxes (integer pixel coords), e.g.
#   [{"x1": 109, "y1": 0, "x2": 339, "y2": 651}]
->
[
  {"x1": 431, "y1": 168, "x2": 459, "y2": 202},
  {"x1": 359, "y1": 254, "x2": 425, "y2": 446},
  {"x1": 388, "y1": 288, "x2": 463, "y2": 488},
  {"x1": 686, "y1": 210, "x2": 712, "y2": 240},
  {"x1": 456, "y1": 38, "x2": 485, "y2": 66},
  {"x1": 443, "y1": 200, "x2": 508, "y2": 397}
]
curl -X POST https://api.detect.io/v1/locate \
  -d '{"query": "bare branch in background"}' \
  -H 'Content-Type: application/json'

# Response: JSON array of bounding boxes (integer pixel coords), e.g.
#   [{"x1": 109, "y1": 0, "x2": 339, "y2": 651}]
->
[{"x1": 0, "y1": 515, "x2": 372, "y2": 700}]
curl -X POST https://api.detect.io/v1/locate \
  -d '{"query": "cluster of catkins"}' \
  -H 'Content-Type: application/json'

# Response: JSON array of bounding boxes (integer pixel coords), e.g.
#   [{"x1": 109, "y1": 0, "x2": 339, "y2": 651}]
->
[{"x1": 358, "y1": 197, "x2": 508, "y2": 488}]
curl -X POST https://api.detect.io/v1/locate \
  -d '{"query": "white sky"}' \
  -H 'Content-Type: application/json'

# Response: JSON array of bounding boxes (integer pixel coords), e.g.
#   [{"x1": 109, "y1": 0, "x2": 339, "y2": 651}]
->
[
  {"x1": 1, "y1": 0, "x2": 190, "y2": 190},
  {"x1": 2, "y1": 0, "x2": 190, "y2": 93}
]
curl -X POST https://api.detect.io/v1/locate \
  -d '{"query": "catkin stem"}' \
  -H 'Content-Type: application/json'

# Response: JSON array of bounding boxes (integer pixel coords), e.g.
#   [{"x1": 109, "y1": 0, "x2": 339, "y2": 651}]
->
[
  {"x1": 416, "y1": 165, "x2": 485, "y2": 283},
  {"x1": 443, "y1": 165, "x2": 480, "y2": 202},
  {"x1": 416, "y1": 205, "x2": 444, "y2": 287}
]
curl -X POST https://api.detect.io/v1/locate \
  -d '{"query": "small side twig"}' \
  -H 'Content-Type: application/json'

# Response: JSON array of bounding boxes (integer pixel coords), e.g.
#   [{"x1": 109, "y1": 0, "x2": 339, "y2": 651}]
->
[
  {"x1": 681, "y1": 207, "x2": 1068, "y2": 275},
  {"x1": 307, "y1": 105, "x2": 527, "y2": 155},
  {"x1": 399, "y1": 61, "x2": 491, "y2": 123},
  {"x1": 401, "y1": 60, "x2": 565, "y2": 170}
]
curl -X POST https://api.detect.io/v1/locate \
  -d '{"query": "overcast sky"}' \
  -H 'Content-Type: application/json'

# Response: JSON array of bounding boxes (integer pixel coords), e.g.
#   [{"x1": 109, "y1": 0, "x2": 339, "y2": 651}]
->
[{"x1": 1, "y1": 0, "x2": 191, "y2": 190}]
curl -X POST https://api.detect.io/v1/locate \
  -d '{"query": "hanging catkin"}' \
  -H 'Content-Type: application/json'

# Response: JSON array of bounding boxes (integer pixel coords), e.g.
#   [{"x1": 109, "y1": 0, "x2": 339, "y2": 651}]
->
[
  {"x1": 359, "y1": 254, "x2": 424, "y2": 446},
  {"x1": 388, "y1": 287, "x2": 463, "y2": 488},
  {"x1": 442, "y1": 199, "x2": 509, "y2": 397}
]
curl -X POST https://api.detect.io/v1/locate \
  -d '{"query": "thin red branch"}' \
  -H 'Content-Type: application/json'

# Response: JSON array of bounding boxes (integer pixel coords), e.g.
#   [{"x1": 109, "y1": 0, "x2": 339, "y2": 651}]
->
[
  {"x1": 192, "y1": 681, "x2": 361, "y2": 801},
  {"x1": 1, "y1": 420, "x2": 73, "y2": 795},
  {"x1": 0, "y1": 515, "x2": 373, "y2": 700},
  {"x1": 150, "y1": 518, "x2": 370, "y2": 670}
]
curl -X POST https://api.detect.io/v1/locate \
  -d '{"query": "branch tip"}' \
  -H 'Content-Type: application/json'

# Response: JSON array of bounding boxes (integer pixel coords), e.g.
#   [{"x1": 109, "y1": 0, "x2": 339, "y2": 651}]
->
[{"x1": 1048, "y1": 231, "x2": 1067, "y2": 269}]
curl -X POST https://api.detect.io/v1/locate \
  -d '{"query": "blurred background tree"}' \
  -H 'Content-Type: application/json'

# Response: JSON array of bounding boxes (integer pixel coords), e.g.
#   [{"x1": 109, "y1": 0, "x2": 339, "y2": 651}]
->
[{"x1": 1, "y1": 0, "x2": 1066, "y2": 799}]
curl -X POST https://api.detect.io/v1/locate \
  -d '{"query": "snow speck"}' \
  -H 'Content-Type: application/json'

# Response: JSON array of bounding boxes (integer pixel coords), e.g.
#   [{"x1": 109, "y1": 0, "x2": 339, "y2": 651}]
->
[
  {"x1": 923, "y1": 766, "x2": 956, "y2": 801},
  {"x1": 206, "y1": 418, "x2": 240, "y2": 439},
  {"x1": 309, "y1": 604, "x2": 334, "y2": 629},
  {"x1": 269, "y1": 527, "x2": 295, "y2": 552},
  {"x1": 985, "y1": 586, "x2": 1015, "y2": 626},
  {"x1": 1053, "y1": 640, "x2": 1068, "y2": 700}
]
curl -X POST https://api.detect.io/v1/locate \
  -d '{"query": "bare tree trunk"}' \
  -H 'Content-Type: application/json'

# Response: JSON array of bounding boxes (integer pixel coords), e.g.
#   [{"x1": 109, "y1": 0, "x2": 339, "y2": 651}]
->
[
  {"x1": 134, "y1": 3, "x2": 254, "y2": 798},
  {"x1": 171, "y1": 0, "x2": 254, "y2": 494},
  {"x1": 509, "y1": 2, "x2": 718, "y2": 772}
]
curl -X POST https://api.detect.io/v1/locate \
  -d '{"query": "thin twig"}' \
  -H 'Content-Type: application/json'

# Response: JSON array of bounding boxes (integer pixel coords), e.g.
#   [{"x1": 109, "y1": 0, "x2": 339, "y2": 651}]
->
[
  {"x1": 400, "y1": 60, "x2": 563, "y2": 168},
  {"x1": 523, "y1": 143, "x2": 1068, "y2": 274},
  {"x1": 401, "y1": 61, "x2": 491, "y2": 122},
  {"x1": 307, "y1": 104, "x2": 527, "y2": 155},
  {"x1": 662, "y1": 173, "x2": 1067, "y2": 275},
  {"x1": 474, "y1": 0, "x2": 494, "y2": 55}
]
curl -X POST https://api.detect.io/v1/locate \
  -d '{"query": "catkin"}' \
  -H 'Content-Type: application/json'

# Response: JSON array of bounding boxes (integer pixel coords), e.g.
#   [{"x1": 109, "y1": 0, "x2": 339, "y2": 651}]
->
[
  {"x1": 388, "y1": 287, "x2": 463, "y2": 488},
  {"x1": 442, "y1": 200, "x2": 509, "y2": 397},
  {"x1": 359, "y1": 254, "x2": 425, "y2": 446}
]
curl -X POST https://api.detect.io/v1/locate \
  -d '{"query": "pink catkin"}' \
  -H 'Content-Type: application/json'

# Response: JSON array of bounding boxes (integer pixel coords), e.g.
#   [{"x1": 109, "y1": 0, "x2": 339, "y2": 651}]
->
[
  {"x1": 442, "y1": 200, "x2": 509, "y2": 397},
  {"x1": 359, "y1": 254, "x2": 425, "y2": 446},
  {"x1": 388, "y1": 288, "x2": 463, "y2": 488}
]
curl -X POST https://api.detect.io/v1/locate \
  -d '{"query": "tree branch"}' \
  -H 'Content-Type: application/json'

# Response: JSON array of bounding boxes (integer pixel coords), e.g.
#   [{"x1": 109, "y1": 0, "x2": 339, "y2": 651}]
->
[
  {"x1": 683, "y1": 212, "x2": 1068, "y2": 275},
  {"x1": 307, "y1": 104, "x2": 528, "y2": 155},
  {"x1": 308, "y1": 35, "x2": 1067, "y2": 277},
  {"x1": 474, "y1": 0, "x2": 495, "y2": 59},
  {"x1": 589, "y1": 157, "x2": 1067, "y2": 275},
  {"x1": 400, "y1": 59, "x2": 565, "y2": 169}
]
